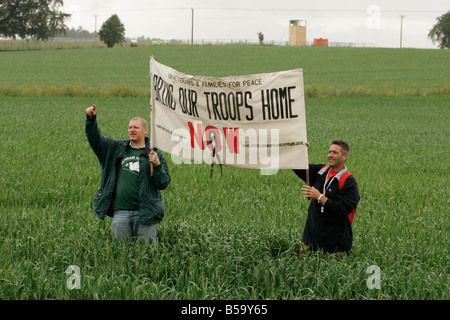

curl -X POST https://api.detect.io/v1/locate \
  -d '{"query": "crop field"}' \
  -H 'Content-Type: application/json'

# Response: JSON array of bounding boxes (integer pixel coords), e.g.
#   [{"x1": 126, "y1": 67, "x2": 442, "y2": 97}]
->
[{"x1": 0, "y1": 45, "x2": 448, "y2": 301}]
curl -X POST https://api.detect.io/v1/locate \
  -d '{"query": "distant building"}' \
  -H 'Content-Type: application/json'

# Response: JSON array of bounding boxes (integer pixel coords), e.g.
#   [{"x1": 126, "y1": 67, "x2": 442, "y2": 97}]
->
[
  {"x1": 289, "y1": 20, "x2": 307, "y2": 46},
  {"x1": 314, "y1": 38, "x2": 328, "y2": 46}
]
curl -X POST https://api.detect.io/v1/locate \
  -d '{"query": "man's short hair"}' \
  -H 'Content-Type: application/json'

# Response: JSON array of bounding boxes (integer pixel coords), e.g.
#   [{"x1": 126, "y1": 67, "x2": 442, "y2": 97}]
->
[
  {"x1": 332, "y1": 140, "x2": 349, "y2": 155},
  {"x1": 130, "y1": 117, "x2": 148, "y2": 129}
]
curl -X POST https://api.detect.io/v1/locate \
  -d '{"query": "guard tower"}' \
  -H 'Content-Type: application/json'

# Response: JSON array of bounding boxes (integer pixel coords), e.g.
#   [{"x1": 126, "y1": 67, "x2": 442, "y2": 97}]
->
[{"x1": 289, "y1": 20, "x2": 307, "y2": 46}]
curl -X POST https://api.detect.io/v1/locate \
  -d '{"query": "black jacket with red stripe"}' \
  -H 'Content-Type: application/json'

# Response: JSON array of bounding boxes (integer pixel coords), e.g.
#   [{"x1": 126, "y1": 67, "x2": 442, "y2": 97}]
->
[{"x1": 293, "y1": 164, "x2": 360, "y2": 254}]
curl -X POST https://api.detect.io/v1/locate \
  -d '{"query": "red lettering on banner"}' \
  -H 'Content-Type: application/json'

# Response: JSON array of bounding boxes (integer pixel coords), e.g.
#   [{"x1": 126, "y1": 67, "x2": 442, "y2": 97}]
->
[
  {"x1": 187, "y1": 121, "x2": 239, "y2": 154},
  {"x1": 223, "y1": 127, "x2": 239, "y2": 154},
  {"x1": 205, "y1": 125, "x2": 222, "y2": 152},
  {"x1": 188, "y1": 121, "x2": 204, "y2": 150}
]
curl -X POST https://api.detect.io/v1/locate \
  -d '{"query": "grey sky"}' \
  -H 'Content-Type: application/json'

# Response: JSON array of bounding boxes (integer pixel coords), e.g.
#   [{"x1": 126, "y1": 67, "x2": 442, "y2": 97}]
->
[{"x1": 62, "y1": 0, "x2": 449, "y2": 48}]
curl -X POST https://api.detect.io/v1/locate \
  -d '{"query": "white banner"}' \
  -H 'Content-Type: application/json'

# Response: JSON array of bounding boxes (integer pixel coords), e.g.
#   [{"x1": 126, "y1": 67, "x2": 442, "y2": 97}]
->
[{"x1": 149, "y1": 57, "x2": 308, "y2": 172}]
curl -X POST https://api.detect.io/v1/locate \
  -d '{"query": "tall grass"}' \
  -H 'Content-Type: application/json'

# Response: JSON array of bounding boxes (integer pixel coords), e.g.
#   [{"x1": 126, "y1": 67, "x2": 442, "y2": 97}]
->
[
  {"x1": 0, "y1": 39, "x2": 107, "y2": 51},
  {"x1": 1, "y1": 83, "x2": 448, "y2": 99},
  {"x1": 0, "y1": 95, "x2": 448, "y2": 300},
  {"x1": 0, "y1": 45, "x2": 448, "y2": 300},
  {"x1": 0, "y1": 83, "x2": 149, "y2": 98}
]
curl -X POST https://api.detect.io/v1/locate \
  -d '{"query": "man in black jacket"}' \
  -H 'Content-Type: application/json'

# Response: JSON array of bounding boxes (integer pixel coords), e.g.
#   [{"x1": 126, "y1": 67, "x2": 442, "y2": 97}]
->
[{"x1": 293, "y1": 140, "x2": 359, "y2": 259}]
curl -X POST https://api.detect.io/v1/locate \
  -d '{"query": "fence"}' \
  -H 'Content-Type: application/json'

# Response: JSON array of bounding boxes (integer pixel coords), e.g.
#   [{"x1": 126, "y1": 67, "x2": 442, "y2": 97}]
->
[{"x1": 0, "y1": 38, "x2": 373, "y2": 51}]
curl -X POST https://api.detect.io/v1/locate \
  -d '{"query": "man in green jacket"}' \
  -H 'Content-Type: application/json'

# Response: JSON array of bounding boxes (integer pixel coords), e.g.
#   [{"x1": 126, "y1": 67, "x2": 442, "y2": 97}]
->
[{"x1": 85, "y1": 105, "x2": 171, "y2": 244}]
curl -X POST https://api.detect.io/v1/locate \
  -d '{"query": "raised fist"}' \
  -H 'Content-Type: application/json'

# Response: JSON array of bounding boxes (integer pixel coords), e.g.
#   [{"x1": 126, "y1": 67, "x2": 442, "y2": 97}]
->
[{"x1": 86, "y1": 105, "x2": 96, "y2": 117}]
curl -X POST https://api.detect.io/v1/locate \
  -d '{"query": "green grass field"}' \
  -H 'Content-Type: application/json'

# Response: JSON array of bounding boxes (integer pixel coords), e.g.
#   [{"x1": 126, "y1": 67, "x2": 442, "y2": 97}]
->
[
  {"x1": 1, "y1": 45, "x2": 449, "y2": 96},
  {"x1": 0, "y1": 45, "x2": 448, "y2": 300}
]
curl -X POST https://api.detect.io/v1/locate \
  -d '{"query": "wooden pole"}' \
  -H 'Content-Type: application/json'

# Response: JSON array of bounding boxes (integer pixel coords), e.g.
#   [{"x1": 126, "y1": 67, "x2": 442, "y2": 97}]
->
[
  {"x1": 400, "y1": 15, "x2": 405, "y2": 48},
  {"x1": 191, "y1": 9, "x2": 194, "y2": 45},
  {"x1": 150, "y1": 55, "x2": 155, "y2": 178},
  {"x1": 150, "y1": 148, "x2": 154, "y2": 177},
  {"x1": 306, "y1": 169, "x2": 310, "y2": 186}
]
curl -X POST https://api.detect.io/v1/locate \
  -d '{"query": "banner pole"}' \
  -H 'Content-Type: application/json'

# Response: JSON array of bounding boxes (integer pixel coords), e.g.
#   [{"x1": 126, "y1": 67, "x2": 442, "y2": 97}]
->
[
  {"x1": 300, "y1": 68, "x2": 309, "y2": 187},
  {"x1": 150, "y1": 148, "x2": 154, "y2": 177},
  {"x1": 150, "y1": 55, "x2": 155, "y2": 177}
]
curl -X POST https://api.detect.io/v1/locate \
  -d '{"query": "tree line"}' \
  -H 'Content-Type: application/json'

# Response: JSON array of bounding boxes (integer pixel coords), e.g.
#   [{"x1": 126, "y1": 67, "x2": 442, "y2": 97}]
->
[{"x1": 0, "y1": 0, "x2": 68, "y2": 40}]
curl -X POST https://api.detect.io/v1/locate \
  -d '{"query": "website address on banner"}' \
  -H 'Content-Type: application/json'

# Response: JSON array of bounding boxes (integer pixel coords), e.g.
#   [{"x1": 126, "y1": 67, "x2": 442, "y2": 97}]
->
[
  {"x1": 245, "y1": 141, "x2": 305, "y2": 148},
  {"x1": 156, "y1": 124, "x2": 186, "y2": 140}
]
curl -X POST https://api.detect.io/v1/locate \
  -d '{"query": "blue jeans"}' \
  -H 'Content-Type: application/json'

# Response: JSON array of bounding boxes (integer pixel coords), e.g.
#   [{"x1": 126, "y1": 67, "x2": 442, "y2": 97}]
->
[{"x1": 111, "y1": 210, "x2": 157, "y2": 244}]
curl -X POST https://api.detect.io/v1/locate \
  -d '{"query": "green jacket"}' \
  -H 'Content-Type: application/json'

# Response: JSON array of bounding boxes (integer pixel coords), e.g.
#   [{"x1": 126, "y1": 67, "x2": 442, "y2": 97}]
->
[{"x1": 85, "y1": 115, "x2": 171, "y2": 225}]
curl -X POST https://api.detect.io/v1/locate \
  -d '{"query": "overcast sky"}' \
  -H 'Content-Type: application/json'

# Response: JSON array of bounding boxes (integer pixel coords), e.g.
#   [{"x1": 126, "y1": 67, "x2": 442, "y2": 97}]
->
[{"x1": 61, "y1": 0, "x2": 449, "y2": 48}]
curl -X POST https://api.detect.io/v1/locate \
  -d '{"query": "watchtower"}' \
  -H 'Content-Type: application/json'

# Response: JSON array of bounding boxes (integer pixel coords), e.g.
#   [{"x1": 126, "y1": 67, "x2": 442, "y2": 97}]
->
[{"x1": 289, "y1": 20, "x2": 307, "y2": 46}]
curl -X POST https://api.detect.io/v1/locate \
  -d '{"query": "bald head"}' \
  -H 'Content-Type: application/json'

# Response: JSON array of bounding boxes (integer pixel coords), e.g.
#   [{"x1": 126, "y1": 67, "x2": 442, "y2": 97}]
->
[
  {"x1": 128, "y1": 117, "x2": 148, "y2": 147},
  {"x1": 130, "y1": 117, "x2": 148, "y2": 129}
]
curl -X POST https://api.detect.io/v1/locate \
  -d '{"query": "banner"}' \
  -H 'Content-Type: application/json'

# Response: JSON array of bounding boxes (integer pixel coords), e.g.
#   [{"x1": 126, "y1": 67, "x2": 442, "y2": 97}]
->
[{"x1": 149, "y1": 57, "x2": 308, "y2": 172}]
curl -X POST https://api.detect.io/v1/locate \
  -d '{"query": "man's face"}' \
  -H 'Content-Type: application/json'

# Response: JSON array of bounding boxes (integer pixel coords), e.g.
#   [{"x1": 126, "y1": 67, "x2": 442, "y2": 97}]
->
[
  {"x1": 128, "y1": 119, "x2": 148, "y2": 143},
  {"x1": 328, "y1": 144, "x2": 348, "y2": 170}
]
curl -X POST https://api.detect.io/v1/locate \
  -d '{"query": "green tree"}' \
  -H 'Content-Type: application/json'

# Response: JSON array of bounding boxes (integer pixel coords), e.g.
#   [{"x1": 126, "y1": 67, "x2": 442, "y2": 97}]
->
[
  {"x1": 99, "y1": 14, "x2": 125, "y2": 48},
  {"x1": 0, "y1": 0, "x2": 69, "y2": 40},
  {"x1": 428, "y1": 11, "x2": 450, "y2": 49}
]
